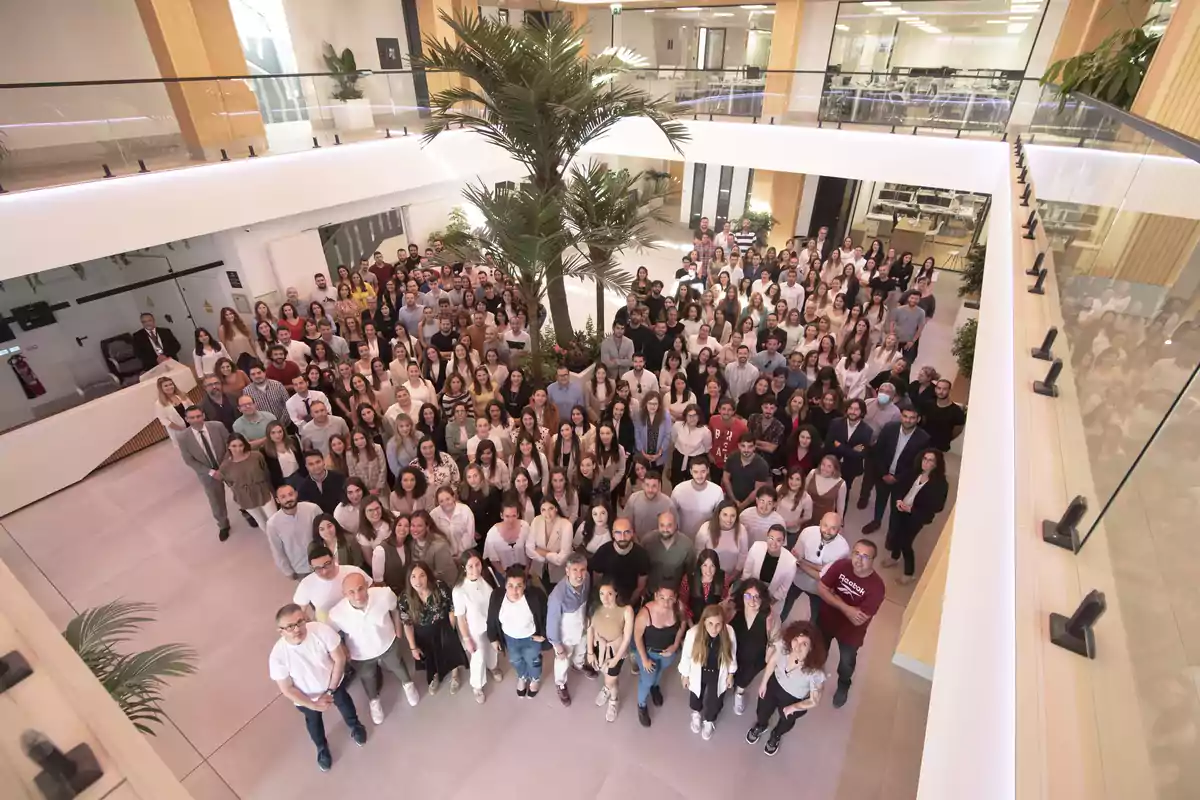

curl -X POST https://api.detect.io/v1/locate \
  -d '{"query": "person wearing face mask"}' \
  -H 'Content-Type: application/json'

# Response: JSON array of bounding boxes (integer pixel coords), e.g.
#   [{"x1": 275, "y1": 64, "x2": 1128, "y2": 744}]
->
[{"x1": 857, "y1": 383, "x2": 901, "y2": 510}]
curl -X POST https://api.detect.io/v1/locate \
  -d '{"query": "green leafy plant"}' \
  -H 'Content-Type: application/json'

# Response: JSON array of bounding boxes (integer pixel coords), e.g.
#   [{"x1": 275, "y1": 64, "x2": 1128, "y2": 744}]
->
[
  {"x1": 952, "y1": 317, "x2": 978, "y2": 380},
  {"x1": 563, "y1": 162, "x2": 669, "y2": 332},
  {"x1": 1042, "y1": 23, "x2": 1161, "y2": 110},
  {"x1": 420, "y1": 10, "x2": 687, "y2": 345},
  {"x1": 322, "y1": 43, "x2": 365, "y2": 101},
  {"x1": 957, "y1": 244, "x2": 986, "y2": 298},
  {"x1": 64, "y1": 601, "x2": 197, "y2": 735},
  {"x1": 743, "y1": 209, "x2": 779, "y2": 245},
  {"x1": 427, "y1": 206, "x2": 471, "y2": 249}
]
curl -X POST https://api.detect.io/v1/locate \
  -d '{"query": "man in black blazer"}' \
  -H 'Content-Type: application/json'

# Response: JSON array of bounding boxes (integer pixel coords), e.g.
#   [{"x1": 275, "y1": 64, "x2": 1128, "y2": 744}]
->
[
  {"x1": 131, "y1": 312, "x2": 182, "y2": 372},
  {"x1": 290, "y1": 450, "x2": 347, "y2": 515},
  {"x1": 826, "y1": 398, "x2": 873, "y2": 499},
  {"x1": 862, "y1": 402, "x2": 930, "y2": 535}
]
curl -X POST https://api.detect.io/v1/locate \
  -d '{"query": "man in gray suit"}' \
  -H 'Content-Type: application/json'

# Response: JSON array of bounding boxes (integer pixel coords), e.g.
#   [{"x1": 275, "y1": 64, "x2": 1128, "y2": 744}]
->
[{"x1": 180, "y1": 405, "x2": 232, "y2": 541}]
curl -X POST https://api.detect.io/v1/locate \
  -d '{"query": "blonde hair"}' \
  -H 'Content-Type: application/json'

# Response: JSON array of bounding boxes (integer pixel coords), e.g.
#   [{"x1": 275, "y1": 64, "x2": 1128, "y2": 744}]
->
[
  {"x1": 156, "y1": 376, "x2": 186, "y2": 407},
  {"x1": 689, "y1": 605, "x2": 734, "y2": 668}
]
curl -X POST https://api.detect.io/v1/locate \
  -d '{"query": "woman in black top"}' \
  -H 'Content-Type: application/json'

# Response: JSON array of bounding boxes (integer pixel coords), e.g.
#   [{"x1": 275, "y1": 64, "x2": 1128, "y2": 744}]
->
[
  {"x1": 728, "y1": 577, "x2": 778, "y2": 717},
  {"x1": 399, "y1": 561, "x2": 468, "y2": 695},
  {"x1": 891, "y1": 251, "x2": 915, "y2": 291},
  {"x1": 416, "y1": 403, "x2": 447, "y2": 452},
  {"x1": 605, "y1": 398, "x2": 637, "y2": 459},
  {"x1": 261, "y1": 420, "x2": 305, "y2": 489},
  {"x1": 633, "y1": 582, "x2": 686, "y2": 727},
  {"x1": 499, "y1": 368, "x2": 533, "y2": 420},
  {"x1": 884, "y1": 449, "x2": 949, "y2": 583},
  {"x1": 684, "y1": 549, "x2": 729, "y2": 624},
  {"x1": 460, "y1": 465, "x2": 502, "y2": 549}
]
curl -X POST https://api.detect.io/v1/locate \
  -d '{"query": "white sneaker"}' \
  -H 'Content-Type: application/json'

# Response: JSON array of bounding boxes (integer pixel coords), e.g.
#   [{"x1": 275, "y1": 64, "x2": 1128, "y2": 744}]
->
[
  {"x1": 734, "y1": 690, "x2": 746, "y2": 716},
  {"x1": 474, "y1": 689, "x2": 486, "y2": 704},
  {"x1": 702, "y1": 721, "x2": 715, "y2": 741},
  {"x1": 403, "y1": 682, "x2": 420, "y2": 707},
  {"x1": 690, "y1": 711, "x2": 702, "y2": 734},
  {"x1": 369, "y1": 698, "x2": 384, "y2": 725},
  {"x1": 605, "y1": 700, "x2": 618, "y2": 723},
  {"x1": 595, "y1": 687, "x2": 610, "y2": 707}
]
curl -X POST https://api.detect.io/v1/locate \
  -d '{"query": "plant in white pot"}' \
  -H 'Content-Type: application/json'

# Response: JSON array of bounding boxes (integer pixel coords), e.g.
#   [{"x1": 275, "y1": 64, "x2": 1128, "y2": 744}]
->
[{"x1": 322, "y1": 43, "x2": 373, "y2": 131}]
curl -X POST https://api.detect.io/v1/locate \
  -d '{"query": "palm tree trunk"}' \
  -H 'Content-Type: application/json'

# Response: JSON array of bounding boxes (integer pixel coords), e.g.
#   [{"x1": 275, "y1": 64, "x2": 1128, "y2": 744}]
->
[
  {"x1": 590, "y1": 245, "x2": 611, "y2": 335},
  {"x1": 545, "y1": 258, "x2": 574, "y2": 346}
]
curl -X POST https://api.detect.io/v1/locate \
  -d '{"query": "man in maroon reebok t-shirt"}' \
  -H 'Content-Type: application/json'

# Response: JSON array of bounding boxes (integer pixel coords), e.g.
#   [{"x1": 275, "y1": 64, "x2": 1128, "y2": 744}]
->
[
  {"x1": 817, "y1": 539, "x2": 885, "y2": 708},
  {"x1": 708, "y1": 397, "x2": 747, "y2": 485}
]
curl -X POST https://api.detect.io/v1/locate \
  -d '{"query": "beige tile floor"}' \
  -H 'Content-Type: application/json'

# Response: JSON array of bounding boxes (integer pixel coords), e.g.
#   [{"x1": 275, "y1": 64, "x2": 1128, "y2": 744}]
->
[{"x1": 0, "y1": 238, "x2": 964, "y2": 800}]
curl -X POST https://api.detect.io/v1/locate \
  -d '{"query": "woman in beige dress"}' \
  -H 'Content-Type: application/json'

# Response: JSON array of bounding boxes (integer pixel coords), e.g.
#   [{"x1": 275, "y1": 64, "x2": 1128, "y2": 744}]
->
[{"x1": 218, "y1": 307, "x2": 258, "y2": 373}]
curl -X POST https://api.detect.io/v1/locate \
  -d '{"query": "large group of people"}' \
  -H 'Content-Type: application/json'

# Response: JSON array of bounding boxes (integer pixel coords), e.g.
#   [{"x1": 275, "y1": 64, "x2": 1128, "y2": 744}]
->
[{"x1": 154, "y1": 223, "x2": 964, "y2": 772}]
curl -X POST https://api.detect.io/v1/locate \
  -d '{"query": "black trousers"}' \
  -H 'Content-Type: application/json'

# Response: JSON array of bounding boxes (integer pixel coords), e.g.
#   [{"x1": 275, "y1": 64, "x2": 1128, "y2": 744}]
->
[
  {"x1": 297, "y1": 681, "x2": 362, "y2": 754},
  {"x1": 780, "y1": 584, "x2": 821, "y2": 625},
  {"x1": 689, "y1": 668, "x2": 726, "y2": 722},
  {"x1": 820, "y1": 630, "x2": 860, "y2": 691},
  {"x1": 755, "y1": 674, "x2": 808, "y2": 739},
  {"x1": 886, "y1": 511, "x2": 926, "y2": 576}
]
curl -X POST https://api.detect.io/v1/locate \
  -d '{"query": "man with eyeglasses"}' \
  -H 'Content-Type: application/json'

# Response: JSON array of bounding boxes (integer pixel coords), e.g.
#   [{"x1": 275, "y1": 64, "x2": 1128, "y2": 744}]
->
[
  {"x1": 294, "y1": 543, "x2": 370, "y2": 622},
  {"x1": 781, "y1": 512, "x2": 850, "y2": 624},
  {"x1": 268, "y1": 603, "x2": 366, "y2": 773},
  {"x1": 816, "y1": 538, "x2": 884, "y2": 709}
]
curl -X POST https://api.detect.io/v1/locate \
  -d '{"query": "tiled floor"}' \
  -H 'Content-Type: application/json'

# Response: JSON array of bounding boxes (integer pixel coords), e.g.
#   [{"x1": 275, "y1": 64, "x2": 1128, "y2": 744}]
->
[{"x1": 0, "y1": 234, "x2": 965, "y2": 799}]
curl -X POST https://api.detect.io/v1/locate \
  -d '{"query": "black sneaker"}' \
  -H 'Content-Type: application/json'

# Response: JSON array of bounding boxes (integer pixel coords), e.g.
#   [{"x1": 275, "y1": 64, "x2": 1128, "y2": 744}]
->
[
  {"x1": 638, "y1": 705, "x2": 652, "y2": 728},
  {"x1": 649, "y1": 685, "x2": 663, "y2": 707},
  {"x1": 581, "y1": 664, "x2": 598, "y2": 680},
  {"x1": 832, "y1": 685, "x2": 850, "y2": 708},
  {"x1": 745, "y1": 725, "x2": 767, "y2": 744},
  {"x1": 218, "y1": 526, "x2": 231, "y2": 542},
  {"x1": 350, "y1": 725, "x2": 367, "y2": 747},
  {"x1": 317, "y1": 748, "x2": 332, "y2": 772},
  {"x1": 764, "y1": 735, "x2": 781, "y2": 756},
  {"x1": 240, "y1": 509, "x2": 259, "y2": 528}
]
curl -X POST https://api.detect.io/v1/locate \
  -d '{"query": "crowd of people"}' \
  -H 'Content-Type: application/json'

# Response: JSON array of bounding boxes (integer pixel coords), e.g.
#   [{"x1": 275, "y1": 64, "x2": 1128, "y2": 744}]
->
[{"x1": 154, "y1": 221, "x2": 965, "y2": 772}]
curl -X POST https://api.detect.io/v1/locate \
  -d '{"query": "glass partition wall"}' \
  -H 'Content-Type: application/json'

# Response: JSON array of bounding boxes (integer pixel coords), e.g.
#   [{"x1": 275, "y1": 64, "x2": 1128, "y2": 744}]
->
[{"x1": 1018, "y1": 88, "x2": 1200, "y2": 800}]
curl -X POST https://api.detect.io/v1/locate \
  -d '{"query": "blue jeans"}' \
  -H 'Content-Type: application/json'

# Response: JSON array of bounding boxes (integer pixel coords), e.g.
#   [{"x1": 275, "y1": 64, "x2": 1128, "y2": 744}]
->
[
  {"x1": 636, "y1": 650, "x2": 675, "y2": 707},
  {"x1": 504, "y1": 635, "x2": 543, "y2": 682},
  {"x1": 297, "y1": 681, "x2": 362, "y2": 756}
]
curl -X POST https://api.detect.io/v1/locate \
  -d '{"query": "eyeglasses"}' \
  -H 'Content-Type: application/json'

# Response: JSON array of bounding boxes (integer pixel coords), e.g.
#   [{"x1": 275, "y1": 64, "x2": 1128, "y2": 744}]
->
[
  {"x1": 278, "y1": 621, "x2": 304, "y2": 633},
  {"x1": 744, "y1": 593, "x2": 761, "y2": 602},
  {"x1": 312, "y1": 560, "x2": 335, "y2": 571}
]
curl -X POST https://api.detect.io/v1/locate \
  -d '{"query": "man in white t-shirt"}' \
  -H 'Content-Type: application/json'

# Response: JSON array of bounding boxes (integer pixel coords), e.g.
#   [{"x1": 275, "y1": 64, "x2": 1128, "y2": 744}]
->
[
  {"x1": 779, "y1": 268, "x2": 805, "y2": 312},
  {"x1": 327, "y1": 573, "x2": 420, "y2": 726},
  {"x1": 268, "y1": 603, "x2": 366, "y2": 772},
  {"x1": 276, "y1": 327, "x2": 312, "y2": 369},
  {"x1": 671, "y1": 457, "x2": 725, "y2": 538},
  {"x1": 621, "y1": 354, "x2": 661, "y2": 406},
  {"x1": 293, "y1": 544, "x2": 370, "y2": 622},
  {"x1": 781, "y1": 512, "x2": 851, "y2": 622},
  {"x1": 504, "y1": 317, "x2": 532, "y2": 353},
  {"x1": 739, "y1": 485, "x2": 787, "y2": 546}
]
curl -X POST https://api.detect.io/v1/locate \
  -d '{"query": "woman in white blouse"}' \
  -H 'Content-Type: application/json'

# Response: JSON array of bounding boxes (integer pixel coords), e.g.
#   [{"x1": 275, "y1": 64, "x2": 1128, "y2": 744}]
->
[
  {"x1": 693, "y1": 500, "x2": 749, "y2": 573},
  {"x1": 678, "y1": 604, "x2": 738, "y2": 740},
  {"x1": 669, "y1": 404, "x2": 711, "y2": 484},
  {"x1": 664, "y1": 372, "x2": 697, "y2": 421},
  {"x1": 482, "y1": 498, "x2": 533, "y2": 576},
  {"x1": 430, "y1": 485, "x2": 476, "y2": 555},
  {"x1": 834, "y1": 349, "x2": 872, "y2": 400},
  {"x1": 153, "y1": 376, "x2": 190, "y2": 446},
  {"x1": 192, "y1": 328, "x2": 227, "y2": 377},
  {"x1": 357, "y1": 496, "x2": 395, "y2": 563},
  {"x1": 526, "y1": 495, "x2": 574, "y2": 587},
  {"x1": 401, "y1": 363, "x2": 438, "y2": 408},
  {"x1": 453, "y1": 551, "x2": 502, "y2": 703}
]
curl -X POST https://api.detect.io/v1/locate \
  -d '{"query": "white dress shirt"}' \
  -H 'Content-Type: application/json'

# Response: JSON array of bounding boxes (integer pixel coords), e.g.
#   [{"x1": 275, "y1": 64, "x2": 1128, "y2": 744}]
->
[
  {"x1": 286, "y1": 389, "x2": 330, "y2": 427},
  {"x1": 889, "y1": 427, "x2": 916, "y2": 474}
]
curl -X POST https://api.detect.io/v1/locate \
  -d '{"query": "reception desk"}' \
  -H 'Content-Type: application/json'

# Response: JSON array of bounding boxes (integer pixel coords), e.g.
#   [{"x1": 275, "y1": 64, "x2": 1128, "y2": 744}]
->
[{"x1": 0, "y1": 360, "x2": 195, "y2": 517}]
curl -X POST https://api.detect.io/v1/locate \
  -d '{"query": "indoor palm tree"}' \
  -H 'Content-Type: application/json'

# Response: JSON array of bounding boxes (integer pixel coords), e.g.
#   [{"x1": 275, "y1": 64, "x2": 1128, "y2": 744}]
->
[
  {"x1": 64, "y1": 601, "x2": 197, "y2": 735},
  {"x1": 420, "y1": 9, "x2": 687, "y2": 344},
  {"x1": 447, "y1": 181, "x2": 629, "y2": 379},
  {"x1": 564, "y1": 161, "x2": 671, "y2": 333}
]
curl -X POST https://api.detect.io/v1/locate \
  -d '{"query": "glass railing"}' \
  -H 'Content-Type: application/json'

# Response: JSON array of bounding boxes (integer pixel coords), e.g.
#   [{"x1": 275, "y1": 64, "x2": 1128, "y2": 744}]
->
[
  {"x1": 0, "y1": 71, "x2": 430, "y2": 193},
  {"x1": 1017, "y1": 85, "x2": 1200, "y2": 799},
  {"x1": 0, "y1": 66, "x2": 1031, "y2": 194}
]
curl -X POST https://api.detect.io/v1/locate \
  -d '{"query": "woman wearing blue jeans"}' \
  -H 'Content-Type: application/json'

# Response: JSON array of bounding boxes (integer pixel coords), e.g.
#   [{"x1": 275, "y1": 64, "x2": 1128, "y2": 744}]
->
[
  {"x1": 633, "y1": 582, "x2": 687, "y2": 728},
  {"x1": 486, "y1": 564, "x2": 549, "y2": 697}
]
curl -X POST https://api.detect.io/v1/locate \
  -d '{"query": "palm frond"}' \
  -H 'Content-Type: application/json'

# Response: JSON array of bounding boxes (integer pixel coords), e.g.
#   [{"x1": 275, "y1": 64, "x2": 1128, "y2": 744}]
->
[{"x1": 63, "y1": 601, "x2": 197, "y2": 736}]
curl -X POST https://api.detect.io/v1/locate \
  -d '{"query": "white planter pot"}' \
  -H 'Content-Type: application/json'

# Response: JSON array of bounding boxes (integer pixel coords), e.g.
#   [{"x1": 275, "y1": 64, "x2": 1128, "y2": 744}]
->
[{"x1": 331, "y1": 98, "x2": 374, "y2": 132}]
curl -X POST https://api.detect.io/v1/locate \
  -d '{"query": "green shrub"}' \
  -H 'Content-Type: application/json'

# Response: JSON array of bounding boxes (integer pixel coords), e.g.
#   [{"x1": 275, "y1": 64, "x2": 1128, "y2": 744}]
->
[{"x1": 953, "y1": 317, "x2": 978, "y2": 380}]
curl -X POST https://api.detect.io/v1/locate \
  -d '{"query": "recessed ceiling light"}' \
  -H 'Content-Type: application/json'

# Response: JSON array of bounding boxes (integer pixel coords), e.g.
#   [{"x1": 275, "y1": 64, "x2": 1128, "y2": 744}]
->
[
  {"x1": 1010, "y1": 4, "x2": 1040, "y2": 10},
  {"x1": 898, "y1": 16, "x2": 919, "y2": 20},
  {"x1": 1007, "y1": 22, "x2": 1028, "y2": 33},
  {"x1": 1009, "y1": 15, "x2": 1032, "y2": 20},
  {"x1": 712, "y1": 12, "x2": 735, "y2": 16},
  {"x1": 879, "y1": 7, "x2": 906, "y2": 14},
  {"x1": 678, "y1": 6, "x2": 701, "y2": 10},
  {"x1": 921, "y1": 26, "x2": 942, "y2": 33},
  {"x1": 762, "y1": 9, "x2": 775, "y2": 13},
  {"x1": 986, "y1": 19, "x2": 1009, "y2": 23},
  {"x1": 862, "y1": 1, "x2": 892, "y2": 6},
  {"x1": 740, "y1": 4, "x2": 770, "y2": 8},
  {"x1": 835, "y1": 23, "x2": 850, "y2": 30},
  {"x1": 903, "y1": 19, "x2": 925, "y2": 24},
  {"x1": 640, "y1": 8, "x2": 655, "y2": 12}
]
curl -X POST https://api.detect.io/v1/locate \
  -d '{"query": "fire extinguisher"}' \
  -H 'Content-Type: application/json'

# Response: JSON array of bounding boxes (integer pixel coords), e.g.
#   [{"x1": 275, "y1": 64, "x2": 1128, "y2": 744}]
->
[{"x1": 9, "y1": 354, "x2": 46, "y2": 399}]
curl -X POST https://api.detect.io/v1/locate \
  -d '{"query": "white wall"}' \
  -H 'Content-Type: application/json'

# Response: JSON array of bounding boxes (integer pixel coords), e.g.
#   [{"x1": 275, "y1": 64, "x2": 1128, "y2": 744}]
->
[
  {"x1": 678, "y1": 163, "x2": 752, "y2": 228},
  {"x1": 790, "y1": 0, "x2": 839, "y2": 115},
  {"x1": 0, "y1": 236, "x2": 232, "y2": 431},
  {"x1": 0, "y1": 0, "x2": 176, "y2": 150},
  {"x1": 0, "y1": 129, "x2": 525, "y2": 282}
]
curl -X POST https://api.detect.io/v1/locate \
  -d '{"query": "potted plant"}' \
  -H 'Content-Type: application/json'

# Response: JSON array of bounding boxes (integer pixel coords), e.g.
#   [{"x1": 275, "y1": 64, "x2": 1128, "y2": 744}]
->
[
  {"x1": 958, "y1": 243, "x2": 985, "y2": 310},
  {"x1": 952, "y1": 317, "x2": 978, "y2": 381},
  {"x1": 322, "y1": 43, "x2": 373, "y2": 131},
  {"x1": 1041, "y1": 21, "x2": 1162, "y2": 110},
  {"x1": 64, "y1": 601, "x2": 197, "y2": 735},
  {"x1": 744, "y1": 209, "x2": 779, "y2": 246}
]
